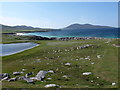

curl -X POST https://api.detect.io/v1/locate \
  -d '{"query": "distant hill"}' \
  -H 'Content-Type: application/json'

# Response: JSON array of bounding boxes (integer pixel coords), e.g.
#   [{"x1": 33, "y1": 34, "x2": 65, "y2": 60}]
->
[
  {"x1": 62, "y1": 23, "x2": 114, "y2": 30},
  {"x1": 0, "y1": 24, "x2": 58, "y2": 33},
  {"x1": 1, "y1": 24, "x2": 41, "y2": 31},
  {"x1": 0, "y1": 23, "x2": 115, "y2": 33}
]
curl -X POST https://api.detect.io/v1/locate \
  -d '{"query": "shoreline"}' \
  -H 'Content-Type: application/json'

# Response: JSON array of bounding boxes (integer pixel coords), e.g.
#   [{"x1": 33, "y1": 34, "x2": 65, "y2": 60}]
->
[
  {"x1": 18, "y1": 34, "x2": 120, "y2": 40},
  {"x1": 2, "y1": 32, "x2": 119, "y2": 40}
]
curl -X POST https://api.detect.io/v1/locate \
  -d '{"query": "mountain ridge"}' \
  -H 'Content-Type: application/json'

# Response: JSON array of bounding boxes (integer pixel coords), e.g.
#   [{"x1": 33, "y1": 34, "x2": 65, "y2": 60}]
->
[
  {"x1": 62, "y1": 23, "x2": 115, "y2": 30},
  {"x1": 0, "y1": 23, "x2": 115, "y2": 31}
]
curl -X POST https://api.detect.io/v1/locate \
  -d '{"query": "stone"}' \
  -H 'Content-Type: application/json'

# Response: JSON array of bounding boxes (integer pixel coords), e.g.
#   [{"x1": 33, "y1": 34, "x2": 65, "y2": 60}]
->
[
  {"x1": 82, "y1": 72, "x2": 92, "y2": 75},
  {"x1": 0, "y1": 73, "x2": 10, "y2": 81},
  {"x1": 44, "y1": 84, "x2": 59, "y2": 88},
  {"x1": 97, "y1": 77, "x2": 99, "y2": 79},
  {"x1": 97, "y1": 55, "x2": 101, "y2": 59},
  {"x1": 48, "y1": 70, "x2": 54, "y2": 73},
  {"x1": 90, "y1": 80, "x2": 93, "y2": 83},
  {"x1": 8, "y1": 77, "x2": 17, "y2": 82},
  {"x1": 91, "y1": 62, "x2": 95, "y2": 64},
  {"x1": 76, "y1": 59, "x2": 79, "y2": 61},
  {"x1": 23, "y1": 77, "x2": 34, "y2": 83},
  {"x1": 112, "y1": 82, "x2": 116, "y2": 86},
  {"x1": 47, "y1": 78, "x2": 52, "y2": 80},
  {"x1": 30, "y1": 77, "x2": 38, "y2": 80},
  {"x1": 97, "y1": 84, "x2": 100, "y2": 86},
  {"x1": 22, "y1": 69, "x2": 26, "y2": 71},
  {"x1": 25, "y1": 72, "x2": 33, "y2": 78},
  {"x1": 65, "y1": 63, "x2": 71, "y2": 66},
  {"x1": 1, "y1": 76, "x2": 9, "y2": 81},
  {"x1": 24, "y1": 78, "x2": 34, "y2": 83},
  {"x1": 62, "y1": 75, "x2": 68, "y2": 78},
  {"x1": 19, "y1": 76, "x2": 26, "y2": 80},
  {"x1": 35, "y1": 70, "x2": 47, "y2": 81},
  {"x1": 19, "y1": 76, "x2": 34, "y2": 83},
  {"x1": 13, "y1": 72, "x2": 21, "y2": 75}
]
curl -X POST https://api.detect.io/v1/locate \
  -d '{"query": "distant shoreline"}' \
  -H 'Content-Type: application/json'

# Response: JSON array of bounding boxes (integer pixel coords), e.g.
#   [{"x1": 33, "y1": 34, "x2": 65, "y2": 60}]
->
[{"x1": 2, "y1": 32, "x2": 119, "y2": 40}]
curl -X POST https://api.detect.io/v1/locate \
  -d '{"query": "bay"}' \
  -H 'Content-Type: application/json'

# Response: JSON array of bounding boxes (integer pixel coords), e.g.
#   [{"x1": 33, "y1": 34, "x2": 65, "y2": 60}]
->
[
  {"x1": 0, "y1": 42, "x2": 39, "y2": 56},
  {"x1": 23, "y1": 28, "x2": 119, "y2": 38}
]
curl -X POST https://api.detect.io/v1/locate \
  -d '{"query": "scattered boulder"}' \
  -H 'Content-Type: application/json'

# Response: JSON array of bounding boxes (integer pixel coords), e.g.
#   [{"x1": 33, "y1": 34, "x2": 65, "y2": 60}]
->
[
  {"x1": 44, "y1": 84, "x2": 59, "y2": 88},
  {"x1": 97, "y1": 83, "x2": 100, "y2": 86},
  {"x1": 82, "y1": 72, "x2": 92, "y2": 75},
  {"x1": 30, "y1": 77, "x2": 38, "y2": 80},
  {"x1": 25, "y1": 72, "x2": 33, "y2": 78},
  {"x1": 24, "y1": 78, "x2": 34, "y2": 83},
  {"x1": 65, "y1": 63, "x2": 71, "y2": 66},
  {"x1": 90, "y1": 80, "x2": 93, "y2": 83},
  {"x1": 30, "y1": 70, "x2": 54, "y2": 81},
  {"x1": 91, "y1": 62, "x2": 95, "y2": 65},
  {"x1": 19, "y1": 76, "x2": 26, "y2": 80},
  {"x1": 97, "y1": 77, "x2": 99, "y2": 79},
  {"x1": 13, "y1": 72, "x2": 23, "y2": 76},
  {"x1": 112, "y1": 44, "x2": 120, "y2": 47},
  {"x1": 36, "y1": 71, "x2": 47, "y2": 81},
  {"x1": 0, "y1": 73, "x2": 10, "y2": 81},
  {"x1": 97, "y1": 55, "x2": 101, "y2": 59},
  {"x1": 112, "y1": 82, "x2": 116, "y2": 86},
  {"x1": 22, "y1": 69, "x2": 26, "y2": 71},
  {"x1": 48, "y1": 70, "x2": 54, "y2": 73},
  {"x1": 79, "y1": 44, "x2": 93, "y2": 49},
  {"x1": 62, "y1": 75, "x2": 68, "y2": 78},
  {"x1": 8, "y1": 77, "x2": 17, "y2": 82},
  {"x1": 30, "y1": 70, "x2": 48, "y2": 81},
  {"x1": 19, "y1": 76, "x2": 34, "y2": 84},
  {"x1": 47, "y1": 78, "x2": 52, "y2": 80}
]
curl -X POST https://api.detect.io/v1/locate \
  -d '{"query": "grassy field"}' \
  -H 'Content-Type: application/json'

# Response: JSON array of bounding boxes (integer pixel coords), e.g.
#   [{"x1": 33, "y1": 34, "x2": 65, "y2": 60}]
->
[{"x1": 1, "y1": 34, "x2": 119, "y2": 88}]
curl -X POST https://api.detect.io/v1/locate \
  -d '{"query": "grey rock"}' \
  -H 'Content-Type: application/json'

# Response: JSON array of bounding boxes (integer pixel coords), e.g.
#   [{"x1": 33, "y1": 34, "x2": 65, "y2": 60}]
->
[
  {"x1": 25, "y1": 72, "x2": 33, "y2": 78},
  {"x1": 0, "y1": 73, "x2": 10, "y2": 81},
  {"x1": 13, "y1": 72, "x2": 21, "y2": 75},
  {"x1": 8, "y1": 77, "x2": 17, "y2": 82},
  {"x1": 47, "y1": 70, "x2": 54, "y2": 73},
  {"x1": 65, "y1": 63, "x2": 71, "y2": 66},
  {"x1": 36, "y1": 70, "x2": 47, "y2": 81},
  {"x1": 20, "y1": 76, "x2": 34, "y2": 84},
  {"x1": 44, "y1": 84, "x2": 59, "y2": 88},
  {"x1": 30, "y1": 70, "x2": 47, "y2": 81},
  {"x1": 23, "y1": 77, "x2": 34, "y2": 83}
]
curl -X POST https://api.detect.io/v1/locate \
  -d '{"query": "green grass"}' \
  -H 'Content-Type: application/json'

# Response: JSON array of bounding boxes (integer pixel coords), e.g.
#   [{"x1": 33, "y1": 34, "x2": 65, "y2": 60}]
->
[{"x1": 1, "y1": 34, "x2": 119, "y2": 88}]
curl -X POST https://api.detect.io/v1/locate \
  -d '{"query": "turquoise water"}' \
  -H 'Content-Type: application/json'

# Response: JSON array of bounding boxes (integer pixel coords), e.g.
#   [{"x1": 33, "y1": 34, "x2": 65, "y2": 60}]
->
[
  {"x1": 23, "y1": 28, "x2": 119, "y2": 38},
  {"x1": 0, "y1": 42, "x2": 39, "y2": 56}
]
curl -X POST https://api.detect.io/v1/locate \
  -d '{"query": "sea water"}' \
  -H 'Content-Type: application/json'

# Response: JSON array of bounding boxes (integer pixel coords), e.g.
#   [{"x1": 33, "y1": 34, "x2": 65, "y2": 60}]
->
[
  {"x1": 0, "y1": 42, "x2": 39, "y2": 56},
  {"x1": 23, "y1": 28, "x2": 119, "y2": 38}
]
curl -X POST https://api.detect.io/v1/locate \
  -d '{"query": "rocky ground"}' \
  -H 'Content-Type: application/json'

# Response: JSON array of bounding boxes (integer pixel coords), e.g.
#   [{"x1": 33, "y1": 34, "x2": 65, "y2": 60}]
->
[{"x1": 1, "y1": 34, "x2": 119, "y2": 88}]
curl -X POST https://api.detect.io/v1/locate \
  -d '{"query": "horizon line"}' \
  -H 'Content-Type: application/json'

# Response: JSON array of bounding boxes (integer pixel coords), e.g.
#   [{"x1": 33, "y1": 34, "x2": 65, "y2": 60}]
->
[{"x1": 0, "y1": 23, "x2": 117, "y2": 29}]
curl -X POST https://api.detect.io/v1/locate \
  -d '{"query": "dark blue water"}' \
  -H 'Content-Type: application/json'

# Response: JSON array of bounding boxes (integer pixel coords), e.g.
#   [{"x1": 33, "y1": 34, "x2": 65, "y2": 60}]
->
[
  {"x1": 23, "y1": 28, "x2": 119, "y2": 38},
  {"x1": 0, "y1": 42, "x2": 39, "y2": 56}
]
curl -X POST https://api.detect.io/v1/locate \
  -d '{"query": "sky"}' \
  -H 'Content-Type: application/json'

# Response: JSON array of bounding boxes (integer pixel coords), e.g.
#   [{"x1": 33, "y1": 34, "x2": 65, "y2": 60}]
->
[{"x1": 0, "y1": 2, "x2": 118, "y2": 28}]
